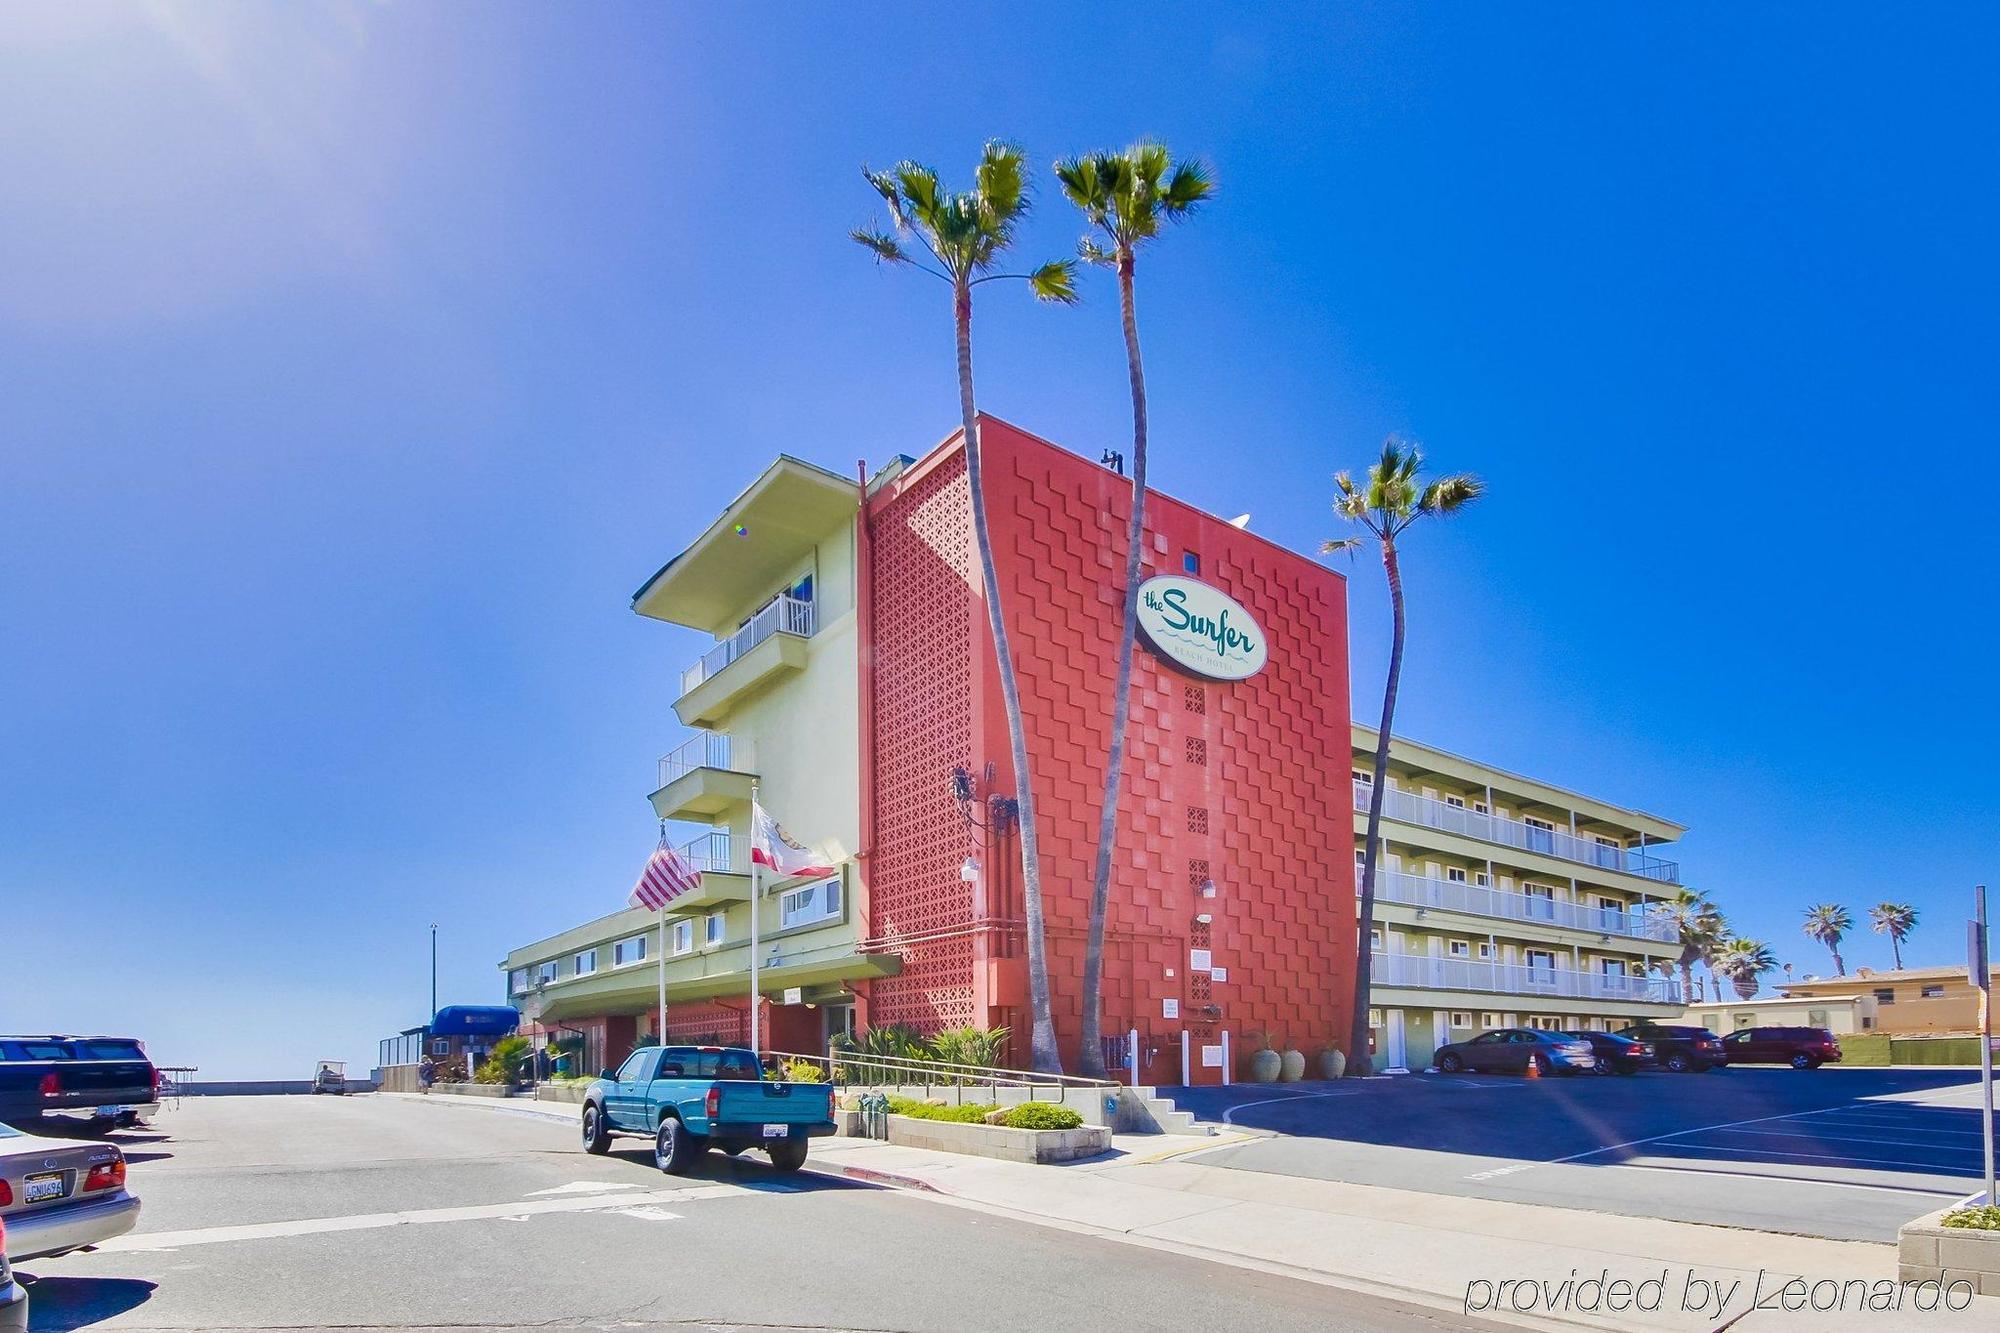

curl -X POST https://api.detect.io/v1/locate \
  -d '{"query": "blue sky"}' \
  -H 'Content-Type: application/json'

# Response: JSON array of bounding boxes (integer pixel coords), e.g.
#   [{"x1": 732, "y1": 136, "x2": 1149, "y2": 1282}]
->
[{"x1": 3, "y1": 5, "x2": 1994, "y2": 1077}]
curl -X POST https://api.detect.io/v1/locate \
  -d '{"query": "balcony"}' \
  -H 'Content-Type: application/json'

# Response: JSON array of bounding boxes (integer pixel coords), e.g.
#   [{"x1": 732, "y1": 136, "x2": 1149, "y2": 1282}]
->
[
  {"x1": 1371, "y1": 950, "x2": 1683, "y2": 1005},
  {"x1": 674, "y1": 594, "x2": 815, "y2": 728},
  {"x1": 650, "y1": 733, "x2": 754, "y2": 822},
  {"x1": 1354, "y1": 782, "x2": 1680, "y2": 883},
  {"x1": 657, "y1": 830, "x2": 749, "y2": 911},
  {"x1": 1366, "y1": 867, "x2": 1677, "y2": 942}
]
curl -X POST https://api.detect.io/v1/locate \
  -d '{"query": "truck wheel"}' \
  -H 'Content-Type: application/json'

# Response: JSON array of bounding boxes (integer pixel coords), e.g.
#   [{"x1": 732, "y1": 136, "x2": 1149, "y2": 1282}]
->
[
  {"x1": 655, "y1": 1115, "x2": 698, "y2": 1175},
  {"x1": 767, "y1": 1139, "x2": 807, "y2": 1173},
  {"x1": 1664, "y1": 1053, "x2": 1690, "y2": 1073},
  {"x1": 581, "y1": 1104, "x2": 610, "y2": 1155}
]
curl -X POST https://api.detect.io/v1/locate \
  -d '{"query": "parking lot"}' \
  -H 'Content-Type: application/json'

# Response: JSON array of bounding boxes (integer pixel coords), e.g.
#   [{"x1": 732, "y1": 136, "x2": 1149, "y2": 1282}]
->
[{"x1": 1170, "y1": 1066, "x2": 1990, "y2": 1241}]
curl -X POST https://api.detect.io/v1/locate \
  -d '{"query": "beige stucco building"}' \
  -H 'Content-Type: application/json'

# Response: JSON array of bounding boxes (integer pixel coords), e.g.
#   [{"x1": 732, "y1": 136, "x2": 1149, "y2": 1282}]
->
[{"x1": 1777, "y1": 965, "x2": 2000, "y2": 1036}]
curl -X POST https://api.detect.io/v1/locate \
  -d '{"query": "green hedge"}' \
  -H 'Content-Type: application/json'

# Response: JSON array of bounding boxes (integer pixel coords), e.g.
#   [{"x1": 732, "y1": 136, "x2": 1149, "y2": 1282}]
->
[
  {"x1": 886, "y1": 1096, "x2": 997, "y2": 1123},
  {"x1": 998, "y1": 1103, "x2": 1083, "y2": 1130}
]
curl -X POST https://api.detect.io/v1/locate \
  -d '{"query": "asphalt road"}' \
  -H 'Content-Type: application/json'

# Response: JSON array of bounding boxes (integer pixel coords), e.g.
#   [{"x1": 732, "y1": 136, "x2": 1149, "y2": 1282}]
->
[
  {"x1": 16, "y1": 1094, "x2": 1493, "y2": 1332},
  {"x1": 1170, "y1": 1066, "x2": 1990, "y2": 1241}
]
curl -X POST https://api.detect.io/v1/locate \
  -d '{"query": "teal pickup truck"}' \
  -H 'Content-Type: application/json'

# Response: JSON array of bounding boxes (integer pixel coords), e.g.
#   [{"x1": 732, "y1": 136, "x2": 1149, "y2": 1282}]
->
[{"x1": 579, "y1": 1045, "x2": 834, "y2": 1175}]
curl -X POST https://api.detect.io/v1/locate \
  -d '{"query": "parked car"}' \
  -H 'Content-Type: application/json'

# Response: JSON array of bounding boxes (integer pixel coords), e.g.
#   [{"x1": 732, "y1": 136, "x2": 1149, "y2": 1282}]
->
[
  {"x1": 1577, "y1": 1031, "x2": 1655, "y2": 1075},
  {"x1": 0, "y1": 1119, "x2": 141, "y2": 1266},
  {"x1": 0, "y1": 1036, "x2": 161, "y2": 1132},
  {"x1": 0, "y1": 1219, "x2": 24, "y2": 1332},
  {"x1": 1618, "y1": 1023, "x2": 1727, "y2": 1073},
  {"x1": 1433, "y1": 1029, "x2": 1598, "y2": 1076},
  {"x1": 580, "y1": 1045, "x2": 835, "y2": 1174},
  {"x1": 1720, "y1": 1026, "x2": 1843, "y2": 1069}
]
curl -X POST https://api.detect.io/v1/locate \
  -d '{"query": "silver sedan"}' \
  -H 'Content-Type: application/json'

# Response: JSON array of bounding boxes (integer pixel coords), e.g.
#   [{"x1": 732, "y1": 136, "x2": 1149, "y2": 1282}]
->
[{"x1": 0, "y1": 1120, "x2": 141, "y2": 1265}]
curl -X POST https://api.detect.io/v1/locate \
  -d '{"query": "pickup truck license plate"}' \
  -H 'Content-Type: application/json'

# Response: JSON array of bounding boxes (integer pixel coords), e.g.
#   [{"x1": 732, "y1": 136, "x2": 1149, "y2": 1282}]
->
[
  {"x1": 762, "y1": 1123, "x2": 788, "y2": 1138},
  {"x1": 25, "y1": 1171, "x2": 67, "y2": 1204},
  {"x1": 99, "y1": 1105, "x2": 127, "y2": 1116}
]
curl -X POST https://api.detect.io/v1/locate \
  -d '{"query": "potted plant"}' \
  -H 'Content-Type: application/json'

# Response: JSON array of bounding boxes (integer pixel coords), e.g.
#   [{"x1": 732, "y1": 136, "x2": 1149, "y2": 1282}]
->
[
  {"x1": 1247, "y1": 1031, "x2": 1283, "y2": 1084},
  {"x1": 1318, "y1": 1044, "x2": 1347, "y2": 1081},
  {"x1": 1279, "y1": 1039, "x2": 1306, "y2": 1083}
]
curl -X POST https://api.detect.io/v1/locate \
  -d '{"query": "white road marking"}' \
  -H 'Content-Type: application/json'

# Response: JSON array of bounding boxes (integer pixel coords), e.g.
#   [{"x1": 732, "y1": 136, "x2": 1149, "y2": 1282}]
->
[
  {"x1": 1458, "y1": 1103, "x2": 1855, "y2": 1180},
  {"x1": 1463, "y1": 1164, "x2": 1534, "y2": 1181},
  {"x1": 1219, "y1": 1090, "x2": 1362, "y2": 1126},
  {"x1": 1692, "y1": 1125, "x2": 1986, "y2": 1151},
  {"x1": 613, "y1": 1206, "x2": 680, "y2": 1222},
  {"x1": 1631, "y1": 1141, "x2": 1981, "y2": 1174},
  {"x1": 99, "y1": 1184, "x2": 742, "y2": 1252},
  {"x1": 1590, "y1": 1159, "x2": 1970, "y2": 1198},
  {"x1": 524, "y1": 1180, "x2": 646, "y2": 1197}
]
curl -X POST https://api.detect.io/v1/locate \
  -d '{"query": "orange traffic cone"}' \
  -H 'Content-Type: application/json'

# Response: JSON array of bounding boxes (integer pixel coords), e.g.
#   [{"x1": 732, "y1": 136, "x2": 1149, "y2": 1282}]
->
[{"x1": 1525, "y1": 1056, "x2": 1541, "y2": 1079}]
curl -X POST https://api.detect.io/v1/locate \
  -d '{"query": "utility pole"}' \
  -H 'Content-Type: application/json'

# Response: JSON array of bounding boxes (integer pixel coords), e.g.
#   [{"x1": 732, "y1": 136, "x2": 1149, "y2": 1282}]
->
[
  {"x1": 429, "y1": 923, "x2": 438, "y2": 1021},
  {"x1": 1973, "y1": 885, "x2": 1995, "y2": 1207}
]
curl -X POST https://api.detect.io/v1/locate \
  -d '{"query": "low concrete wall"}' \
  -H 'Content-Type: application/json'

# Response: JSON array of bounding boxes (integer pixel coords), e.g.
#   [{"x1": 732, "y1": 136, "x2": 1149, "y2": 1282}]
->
[
  {"x1": 885, "y1": 1113, "x2": 1110, "y2": 1164},
  {"x1": 1899, "y1": 1205, "x2": 2000, "y2": 1295},
  {"x1": 833, "y1": 1083, "x2": 1121, "y2": 1126},
  {"x1": 378, "y1": 1065, "x2": 421, "y2": 1093},
  {"x1": 535, "y1": 1083, "x2": 592, "y2": 1104},
  {"x1": 429, "y1": 1082, "x2": 514, "y2": 1098}
]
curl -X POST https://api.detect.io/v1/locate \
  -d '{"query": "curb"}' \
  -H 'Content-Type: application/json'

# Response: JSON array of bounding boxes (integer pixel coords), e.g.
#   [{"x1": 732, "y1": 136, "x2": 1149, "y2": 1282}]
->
[{"x1": 810, "y1": 1161, "x2": 940, "y2": 1193}]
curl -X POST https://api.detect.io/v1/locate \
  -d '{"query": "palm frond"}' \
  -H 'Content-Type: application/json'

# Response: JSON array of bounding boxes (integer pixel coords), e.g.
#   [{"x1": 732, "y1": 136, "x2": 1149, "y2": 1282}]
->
[
  {"x1": 1028, "y1": 258, "x2": 1078, "y2": 304},
  {"x1": 1320, "y1": 536, "x2": 1365, "y2": 557},
  {"x1": 1077, "y1": 237, "x2": 1116, "y2": 267},
  {"x1": 976, "y1": 141, "x2": 1030, "y2": 223},
  {"x1": 851, "y1": 227, "x2": 909, "y2": 264},
  {"x1": 1417, "y1": 473, "x2": 1485, "y2": 516},
  {"x1": 1053, "y1": 154, "x2": 1109, "y2": 216},
  {"x1": 1161, "y1": 159, "x2": 1216, "y2": 215}
]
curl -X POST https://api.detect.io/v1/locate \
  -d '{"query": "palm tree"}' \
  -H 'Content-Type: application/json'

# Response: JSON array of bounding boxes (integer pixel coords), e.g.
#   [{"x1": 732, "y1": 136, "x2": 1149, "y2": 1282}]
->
[
  {"x1": 1324, "y1": 439, "x2": 1483, "y2": 1075},
  {"x1": 854, "y1": 144, "x2": 1078, "y2": 1072},
  {"x1": 1868, "y1": 902, "x2": 1919, "y2": 970},
  {"x1": 1651, "y1": 888, "x2": 1726, "y2": 1005},
  {"x1": 1714, "y1": 937, "x2": 1778, "y2": 1000},
  {"x1": 1803, "y1": 903, "x2": 1852, "y2": 976},
  {"x1": 1055, "y1": 143, "x2": 1215, "y2": 1078}
]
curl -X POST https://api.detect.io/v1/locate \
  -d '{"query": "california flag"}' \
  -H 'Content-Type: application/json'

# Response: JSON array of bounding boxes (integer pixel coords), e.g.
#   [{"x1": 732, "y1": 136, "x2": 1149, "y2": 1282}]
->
[{"x1": 750, "y1": 800, "x2": 836, "y2": 879}]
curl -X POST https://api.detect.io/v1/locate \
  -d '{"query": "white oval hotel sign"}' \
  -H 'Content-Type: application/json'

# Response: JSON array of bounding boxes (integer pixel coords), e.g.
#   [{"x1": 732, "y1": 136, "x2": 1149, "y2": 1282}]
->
[{"x1": 1135, "y1": 575, "x2": 1267, "y2": 682}]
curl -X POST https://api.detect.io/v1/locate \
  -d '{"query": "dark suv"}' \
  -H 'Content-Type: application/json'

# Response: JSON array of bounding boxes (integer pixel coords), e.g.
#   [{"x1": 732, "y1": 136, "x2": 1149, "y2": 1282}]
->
[
  {"x1": 1721, "y1": 1026, "x2": 1842, "y2": 1070},
  {"x1": 1618, "y1": 1023, "x2": 1726, "y2": 1073}
]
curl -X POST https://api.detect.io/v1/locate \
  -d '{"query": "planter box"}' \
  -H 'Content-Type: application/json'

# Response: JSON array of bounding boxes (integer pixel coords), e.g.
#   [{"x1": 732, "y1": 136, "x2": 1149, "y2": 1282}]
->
[
  {"x1": 832, "y1": 1108, "x2": 865, "y2": 1137},
  {"x1": 1899, "y1": 1205, "x2": 2000, "y2": 1296},
  {"x1": 886, "y1": 1113, "x2": 1111, "y2": 1164},
  {"x1": 431, "y1": 1082, "x2": 514, "y2": 1098},
  {"x1": 535, "y1": 1083, "x2": 592, "y2": 1104}
]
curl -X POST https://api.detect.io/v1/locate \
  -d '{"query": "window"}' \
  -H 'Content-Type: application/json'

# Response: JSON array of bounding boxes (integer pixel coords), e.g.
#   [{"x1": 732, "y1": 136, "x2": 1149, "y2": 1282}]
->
[
  {"x1": 1873, "y1": 988, "x2": 1896, "y2": 1005},
  {"x1": 780, "y1": 875, "x2": 843, "y2": 929},
  {"x1": 509, "y1": 968, "x2": 528, "y2": 994},
  {"x1": 1808, "y1": 1008, "x2": 1829, "y2": 1026},
  {"x1": 1861, "y1": 1016, "x2": 1874, "y2": 1029},
  {"x1": 1469, "y1": 1031, "x2": 1507, "y2": 1045},
  {"x1": 1447, "y1": 940, "x2": 1470, "y2": 958},
  {"x1": 1182, "y1": 550, "x2": 1200, "y2": 574},
  {"x1": 1449, "y1": 1012, "x2": 1473, "y2": 1028},
  {"x1": 671, "y1": 920, "x2": 694, "y2": 955},
  {"x1": 705, "y1": 912, "x2": 726, "y2": 947},
  {"x1": 1473, "y1": 801, "x2": 1489, "y2": 814},
  {"x1": 573, "y1": 949, "x2": 597, "y2": 977},
  {"x1": 1368, "y1": 928, "x2": 1383, "y2": 949},
  {"x1": 1477, "y1": 942, "x2": 1496, "y2": 960},
  {"x1": 1352, "y1": 768, "x2": 1373, "y2": 785},
  {"x1": 1921, "y1": 985, "x2": 1945, "y2": 999},
  {"x1": 1480, "y1": 1012, "x2": 1502, "y2": 1029},
  {"x1": 1445, "y1": 867, "x2": 1468, "y2": 884},
  {"x1": 1367, "y1": 1009, "x2": 1383, "y2": 1027},
  {"x1": 615, "y1": 1050, "x2": 657, "y2": 1082},
  {"x1": 534, "y1": 961, "x2": 558, "y2": 986},
  {"x1": 1523, "y1": 884, "x2": 1556, "y2": 920},
  {"x1": 1524, "y1": 815, "x2": 1556, "y2": 852},
  {"x1": 1474, "y1": 871, "x2": 1491, "y2": 886},
  {"x1": 613, "y1": 935, "x2": 647, "y2": 967},
  {"x1": 1445, "y1": 795, "x2": 1465, "y2": 809}
]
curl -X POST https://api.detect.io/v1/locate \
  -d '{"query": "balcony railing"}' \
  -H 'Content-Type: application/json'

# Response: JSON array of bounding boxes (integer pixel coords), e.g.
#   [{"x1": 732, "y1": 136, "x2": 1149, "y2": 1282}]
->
[
  {"x1": 658, "y1": 733, "x2": 733, "y2": 789},
  {"x1": 678, "y1": 830, "x2": 732, "y2": 874},
  {"x1": 1354, "y1": 782, "x2": 1680, "y2": 883},
  {"x1": 1371, "y1": 949, "x2": 1682, "y2": 1004},
  {"x1": 679, "y1": 594, "x2": 816, "y2": 698},
  {"x1": 1365, "y1": 867, "x2": 1677, "y2": 941}
]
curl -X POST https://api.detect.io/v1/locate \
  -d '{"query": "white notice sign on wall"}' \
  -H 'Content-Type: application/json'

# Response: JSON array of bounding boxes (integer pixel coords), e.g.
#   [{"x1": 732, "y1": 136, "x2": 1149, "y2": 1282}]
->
[
  {"x1": 1162, "y1": 997, "x2": 1180, "y2": 1019},
  {"x1": 1190, "y1": 949, "x2": 1212, "y2": 972},
  {"x1": 1201, "y1": 1044, "x2": 1224, "y2": 1068},
  {"x1": 1209, "y1": 966, "x2": 1227, "y2": 983}
]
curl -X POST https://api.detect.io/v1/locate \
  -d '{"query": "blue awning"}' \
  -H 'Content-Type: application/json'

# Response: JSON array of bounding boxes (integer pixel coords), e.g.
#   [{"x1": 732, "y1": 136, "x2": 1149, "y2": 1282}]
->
[{"x1": 429, "y1": 1005, "x2": 519, "y2": 1038}]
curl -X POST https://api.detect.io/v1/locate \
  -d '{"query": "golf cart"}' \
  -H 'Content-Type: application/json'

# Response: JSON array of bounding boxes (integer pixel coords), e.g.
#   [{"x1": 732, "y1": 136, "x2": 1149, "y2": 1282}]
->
[{"x1": 312, "y1": 1060, "x2": 348, "y2": 1094}]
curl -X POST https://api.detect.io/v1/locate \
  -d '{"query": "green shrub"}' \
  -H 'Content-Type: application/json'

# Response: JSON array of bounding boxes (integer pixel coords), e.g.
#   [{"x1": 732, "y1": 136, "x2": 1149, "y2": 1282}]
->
[
  {"x1": 885, "y1": 1095, "x2": 997, "y2": 1123},
  {"x1": 926, "y1": 1025, "x2": 1011, "y2": 1073},
  {"x1": 1941, "y1": 1205, "x2": 2000, "y2": 1231},
  {"x1": 1000, "y1": 1103, "x2": 1083, "y2": 1131},
  {"x1": 474, "y1": 1035, "x2": 532, "y2": 1085},
  {"x1": 781, "y1": 1058, "x2": 827, "y2": 1083}
]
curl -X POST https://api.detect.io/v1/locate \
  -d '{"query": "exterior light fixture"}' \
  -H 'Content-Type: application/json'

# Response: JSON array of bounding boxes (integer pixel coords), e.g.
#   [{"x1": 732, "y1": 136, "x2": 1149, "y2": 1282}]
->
[
  {"x1": 960, "y1": 856, "x2": 980, "y2": 883},
  {"x1": 1195, "y1": 913, "x2": 1212, "y2": 925},
  {"x1": 1199, "y1": 879, "x2": 1218, "y2": 899}
]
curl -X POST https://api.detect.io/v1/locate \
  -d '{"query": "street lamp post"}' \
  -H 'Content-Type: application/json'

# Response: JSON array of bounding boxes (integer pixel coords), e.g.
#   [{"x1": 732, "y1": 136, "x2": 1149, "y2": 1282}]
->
[{"x1": 429, "y1": 923, "x2": 438, "y2": 1022}]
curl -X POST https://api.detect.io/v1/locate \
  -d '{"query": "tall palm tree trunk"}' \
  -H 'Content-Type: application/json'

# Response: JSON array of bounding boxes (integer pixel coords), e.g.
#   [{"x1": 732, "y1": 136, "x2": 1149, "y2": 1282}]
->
[
  {"x1": 954, "y1": 278, "x2": 1062, "y2": 1073},
  {"x1": 1350, "y1": 540, "x2": 1405, "y2": 1075},
  {"x1": 1078, "y1": 248, "x2": 1147, "y2": 1078},
  {"x1": 1828, "y1": 943, "x2": 1846, "y2": 976},
  {"x1": 1891, "y1": 934, "x2": 1904, "y2": 970},
  {"x1": 1679, "y1": 958, "x2": 1695, "y2": 1005}
]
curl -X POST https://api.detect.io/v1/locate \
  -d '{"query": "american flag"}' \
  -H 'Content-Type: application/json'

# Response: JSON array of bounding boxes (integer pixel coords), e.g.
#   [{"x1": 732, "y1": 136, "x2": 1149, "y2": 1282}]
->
[{"x1": 627, "y1": 835, "x2": 702, "y2": 911}]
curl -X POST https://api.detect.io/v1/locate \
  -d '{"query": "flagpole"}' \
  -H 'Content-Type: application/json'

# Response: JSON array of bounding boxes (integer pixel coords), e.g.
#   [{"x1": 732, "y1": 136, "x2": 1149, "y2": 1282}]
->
[
  {"x1": 656, "y1": 904, "x2": 667, "y2": 1046},
  {"x1": 749, "y1": 783, "x2": 762, "y2": 1057}
]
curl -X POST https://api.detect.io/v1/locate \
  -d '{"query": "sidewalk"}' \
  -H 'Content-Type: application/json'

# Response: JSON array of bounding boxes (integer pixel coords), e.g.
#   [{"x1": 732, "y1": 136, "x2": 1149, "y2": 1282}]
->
[{"x1": 387, "y1": 1091, "x2": 1996, "y2": 1330}]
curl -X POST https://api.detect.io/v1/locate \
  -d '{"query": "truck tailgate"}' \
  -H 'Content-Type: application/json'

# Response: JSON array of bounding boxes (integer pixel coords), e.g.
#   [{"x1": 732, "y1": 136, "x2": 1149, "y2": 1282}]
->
[{"x1": 714, "y1": 1081, "x2": 833, "y2": 1126}]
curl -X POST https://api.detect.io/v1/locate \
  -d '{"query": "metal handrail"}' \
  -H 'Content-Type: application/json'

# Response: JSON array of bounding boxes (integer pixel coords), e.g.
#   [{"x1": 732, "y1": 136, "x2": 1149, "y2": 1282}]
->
[
  {"x1": 680, "y1": 594, "x2": 816, "y2": 697},
  {"x1": 658, "y1": 733, "x2": 733, "y2": 788},
  {"x1": 767, "y1": 1048, "x2": 1119, "y2": 1104},
  {"x1": 1364, "y1": 866, "x2": 1676, "y2": 941}
]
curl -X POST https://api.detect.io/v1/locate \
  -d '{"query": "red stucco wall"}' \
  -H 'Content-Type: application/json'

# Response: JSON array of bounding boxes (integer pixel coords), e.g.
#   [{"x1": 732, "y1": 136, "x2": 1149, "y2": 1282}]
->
[{"x1": 864, "y1": 416, "x2": 1355, "y2": 1083}]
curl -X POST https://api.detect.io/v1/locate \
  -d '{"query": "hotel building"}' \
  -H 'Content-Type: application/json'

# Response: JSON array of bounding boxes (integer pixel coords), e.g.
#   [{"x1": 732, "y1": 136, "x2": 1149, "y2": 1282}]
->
[
  {"x1": 1352, "y1": 727, "x2": 1687, "y2": 1069},
  {"x1": 503, "y1": 416, "x2": 1356, "y2": 1084}
]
